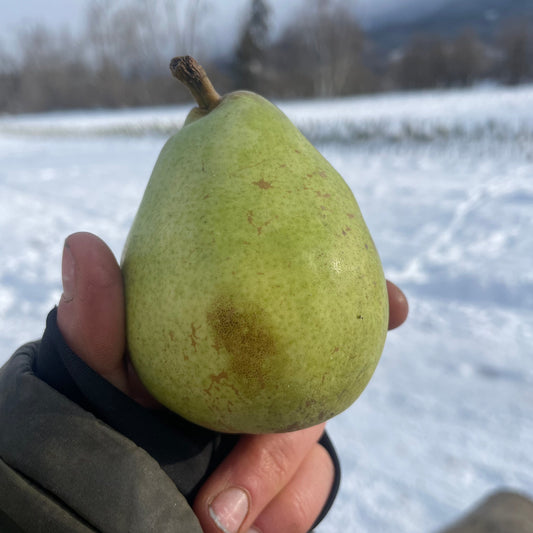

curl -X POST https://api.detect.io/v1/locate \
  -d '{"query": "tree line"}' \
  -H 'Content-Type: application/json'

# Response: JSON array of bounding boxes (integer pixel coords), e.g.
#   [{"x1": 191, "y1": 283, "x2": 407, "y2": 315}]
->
[{"x1": 1, "y1": 0, "x2": 532, "y2": 114}]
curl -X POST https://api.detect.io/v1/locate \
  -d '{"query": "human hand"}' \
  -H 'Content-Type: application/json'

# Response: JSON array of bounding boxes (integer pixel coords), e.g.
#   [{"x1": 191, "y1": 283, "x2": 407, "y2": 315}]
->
[{"x1": 57, "y1": 232, "x2": 408, "y2": 533}]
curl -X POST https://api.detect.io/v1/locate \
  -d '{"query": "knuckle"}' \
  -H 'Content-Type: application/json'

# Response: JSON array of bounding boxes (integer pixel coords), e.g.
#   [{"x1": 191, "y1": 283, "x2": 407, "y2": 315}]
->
[
  {"x1": 290, "y1": 487, "x2": 315, "y2": 531},
  {"x1": 251, "y1": 439, "x2": 295, "y2": 485}
]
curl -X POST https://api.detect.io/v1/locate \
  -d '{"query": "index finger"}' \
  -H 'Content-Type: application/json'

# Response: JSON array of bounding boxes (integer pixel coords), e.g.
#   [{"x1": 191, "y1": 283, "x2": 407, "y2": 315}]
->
[
  {"x1": 386, "y1": 280, "x2": 409, "y2": 330},
  {"x1": 194, "y1": 423, "x2": 326, "y2": 533}
]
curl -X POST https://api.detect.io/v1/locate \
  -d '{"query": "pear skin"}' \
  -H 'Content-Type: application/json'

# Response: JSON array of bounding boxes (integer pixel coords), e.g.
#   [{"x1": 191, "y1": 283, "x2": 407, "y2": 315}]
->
[{"x1": 121, "y1": 56, "x2": 388, "y2": 434}]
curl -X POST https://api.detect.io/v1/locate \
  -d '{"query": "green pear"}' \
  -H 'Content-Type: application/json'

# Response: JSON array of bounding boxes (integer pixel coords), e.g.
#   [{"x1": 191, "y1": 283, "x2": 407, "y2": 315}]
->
[{"x1": 121, "y1": 56, "x2": 389, "y2": 434}]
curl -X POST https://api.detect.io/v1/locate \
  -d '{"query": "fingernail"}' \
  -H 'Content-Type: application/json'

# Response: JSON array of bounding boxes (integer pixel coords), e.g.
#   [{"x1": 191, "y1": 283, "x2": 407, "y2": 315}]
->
[
  {"x1": 61, "y1": 242, "x2": 75, "y2": 302},
  {"x1": 247, "y1": 528, "x2": 262, "y2": 533},
  {"x1": 208, "y1": 487, "x2": 249, "y2": 533}
]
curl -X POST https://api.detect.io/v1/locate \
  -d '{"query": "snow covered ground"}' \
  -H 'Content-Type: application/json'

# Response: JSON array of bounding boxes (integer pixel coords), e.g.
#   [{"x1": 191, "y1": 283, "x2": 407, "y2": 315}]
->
[{"x1": 1, "y1": 84, "x2": 532, "y2": 532}]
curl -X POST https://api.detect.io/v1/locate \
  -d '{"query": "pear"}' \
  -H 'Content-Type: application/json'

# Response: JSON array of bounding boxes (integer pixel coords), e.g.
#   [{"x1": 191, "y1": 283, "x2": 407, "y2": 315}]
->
[{"x1": 121, "y1": 56, "x2": 389, "y2": 434}]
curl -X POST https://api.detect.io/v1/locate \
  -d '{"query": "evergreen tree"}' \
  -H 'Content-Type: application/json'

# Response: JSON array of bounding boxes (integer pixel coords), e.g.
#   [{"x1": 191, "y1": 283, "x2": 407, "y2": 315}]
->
[{"x1": 233, "y1": 0, "x2": 271, "y2": 91}]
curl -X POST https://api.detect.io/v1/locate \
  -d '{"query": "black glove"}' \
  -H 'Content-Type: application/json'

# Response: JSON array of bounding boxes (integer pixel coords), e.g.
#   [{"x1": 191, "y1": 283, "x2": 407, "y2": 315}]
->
[{"x1": 35, "y1": 307, "x2": 340, "y2": 528}]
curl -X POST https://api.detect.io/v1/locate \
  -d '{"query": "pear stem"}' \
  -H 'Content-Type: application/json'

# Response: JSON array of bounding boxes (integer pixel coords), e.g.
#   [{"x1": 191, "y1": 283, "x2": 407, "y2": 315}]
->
[{"x1": 169, "y1": 56, "x2": 222, "y2": 112}]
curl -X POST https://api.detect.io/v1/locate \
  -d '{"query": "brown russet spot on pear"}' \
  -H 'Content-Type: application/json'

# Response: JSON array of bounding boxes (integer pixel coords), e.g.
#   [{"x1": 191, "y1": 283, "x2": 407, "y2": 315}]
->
[
  {"x1": 121, "y1": 56, "x2": 389, "y2": 433},
  {"x1": 207, "y1": 298, "x2": 277, "y2": 391}
]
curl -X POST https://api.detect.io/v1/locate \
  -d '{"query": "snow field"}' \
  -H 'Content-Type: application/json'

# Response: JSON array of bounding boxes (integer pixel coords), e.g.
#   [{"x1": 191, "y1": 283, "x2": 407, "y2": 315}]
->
[{"x1": 0, "y1": 83, "x2": 532, "y2": 532}]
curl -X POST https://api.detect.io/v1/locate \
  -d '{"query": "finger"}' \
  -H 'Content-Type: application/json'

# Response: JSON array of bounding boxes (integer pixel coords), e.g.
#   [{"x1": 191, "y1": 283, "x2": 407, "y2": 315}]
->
[
  {"x1": 386, "y1": 280, "x2": 409, "y2": 330},
  {"x1": 251, "y1": 442, "x2": 335, "y2": 533},
  {"x1": 193, "y1": 423, "x2": 326, "y2": 533},
  {"x1": 57, "y1": 232, "x2": 127, "y2": 392}
]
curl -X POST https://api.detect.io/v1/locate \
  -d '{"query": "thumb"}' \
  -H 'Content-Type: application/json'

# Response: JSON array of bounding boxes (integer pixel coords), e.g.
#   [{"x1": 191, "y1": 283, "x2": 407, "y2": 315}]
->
[{"x1": 57, "y1": 232, "x2": 127, "y2": 391}]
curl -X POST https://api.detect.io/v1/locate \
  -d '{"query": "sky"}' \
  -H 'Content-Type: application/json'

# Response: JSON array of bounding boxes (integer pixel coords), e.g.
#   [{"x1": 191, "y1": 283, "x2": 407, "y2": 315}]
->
[{"x1": 0, "y1": 0, "x2": 453, "y2": 57}]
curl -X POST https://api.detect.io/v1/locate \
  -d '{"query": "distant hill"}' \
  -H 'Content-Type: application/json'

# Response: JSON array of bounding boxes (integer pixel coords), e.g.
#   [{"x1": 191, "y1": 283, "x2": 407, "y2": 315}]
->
[{"x1": 367, "y1": 0, "x2": 533, "y2": 58}]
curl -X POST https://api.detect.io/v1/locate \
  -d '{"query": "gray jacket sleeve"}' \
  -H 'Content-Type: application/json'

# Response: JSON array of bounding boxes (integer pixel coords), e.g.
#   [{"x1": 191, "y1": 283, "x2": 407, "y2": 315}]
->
[{"x1": 0, "y1": 342, "x2": 203, "y2": 533}]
